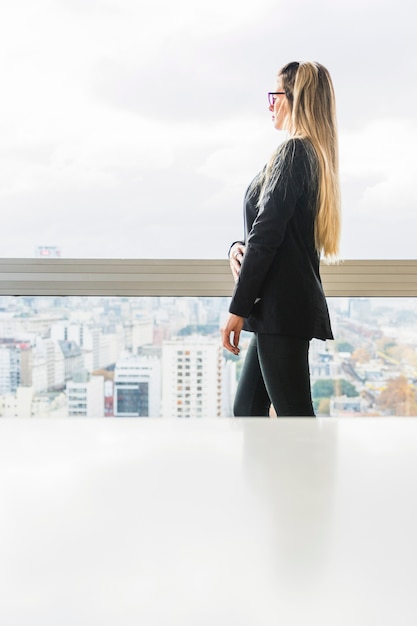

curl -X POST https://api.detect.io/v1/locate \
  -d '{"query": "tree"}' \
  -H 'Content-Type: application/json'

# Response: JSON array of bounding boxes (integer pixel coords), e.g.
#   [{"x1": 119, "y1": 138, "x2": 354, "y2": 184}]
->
[
  {"x1": 351, "y1": 347, "x2": 371, "y2": 364},
  {"x1": 312, "y1": 379, "x2": 334, "y2": 399},
  {"x1": 376, "y1": 338, "x2": 397, "y2": 356},
  {"x1": 336, "y1": 379, "x2": 359, "y2": 397},
  {"x1": 312, "y1": 378, "x2": 358, "y2": 399},
  {"x1": 335, "y1": 341, "x2": 355, "y2": 353},
  {"x1": 377, "y1": 376, "x2": 417, "y2": 416}
]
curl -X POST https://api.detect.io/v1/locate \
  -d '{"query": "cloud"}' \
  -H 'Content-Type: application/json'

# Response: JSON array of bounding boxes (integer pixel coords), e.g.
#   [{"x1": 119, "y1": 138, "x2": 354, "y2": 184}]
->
[
  {"x1": 338, "y1": 116, "x2": 417, "y2": 259},
  {"x1": 0, "y1": 0, "x2": 416, "y2": 259},
  {"x1": 340, "y1": 117, "x2": 417, "y2": 214}
]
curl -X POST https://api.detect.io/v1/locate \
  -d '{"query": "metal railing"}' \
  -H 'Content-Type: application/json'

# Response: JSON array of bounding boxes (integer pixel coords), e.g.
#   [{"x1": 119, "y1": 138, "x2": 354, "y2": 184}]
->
[{"x1": 0, "y1": 259, "x2": 417, "y2": 297}]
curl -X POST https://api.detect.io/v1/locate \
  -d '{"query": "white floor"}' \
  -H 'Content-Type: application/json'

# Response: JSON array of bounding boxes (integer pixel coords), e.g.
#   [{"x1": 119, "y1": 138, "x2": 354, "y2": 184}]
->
[{"x1": 1, "y1": 417, "x2": 417, "y2": 625}]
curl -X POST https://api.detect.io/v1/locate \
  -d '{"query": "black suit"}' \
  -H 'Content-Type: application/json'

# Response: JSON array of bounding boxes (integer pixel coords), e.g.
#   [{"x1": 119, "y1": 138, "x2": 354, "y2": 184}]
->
[
  {"x1": 229, "y1": 138, "x2": 333, "y2": 416},
  {"x1": 229, "y1": 138, "x2": 333, "y2": 341}
]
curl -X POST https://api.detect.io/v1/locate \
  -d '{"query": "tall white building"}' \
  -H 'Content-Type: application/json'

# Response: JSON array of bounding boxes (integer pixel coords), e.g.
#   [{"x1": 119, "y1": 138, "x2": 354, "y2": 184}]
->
[
  {"x1": 51, "y1": 322, "x2": 123, "y2": 371},
  {"x1": 114, "y1": 356, "x2": 161, "y2": 417},
  {"x1": 162, "y1": 336, "x2": 223, "y2": 418},
  {"x1": 58, "y1": 340, "x2": 83, "y2": 382},
  {"x1": 0, "y1": 343, "x2": 32, "y2": 393},
  {"x1": 67, "y1": 375, "x2": 105, "y2": 417},
  {"x1": 124, "y1": 317, "x2": 154, "y2": 353},
  {"x1": 34, "y1": 338, "x2": 65, "y2": 390}
]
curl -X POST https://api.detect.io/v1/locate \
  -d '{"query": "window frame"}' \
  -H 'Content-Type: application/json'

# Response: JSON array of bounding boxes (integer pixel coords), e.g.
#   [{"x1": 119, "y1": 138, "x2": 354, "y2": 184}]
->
[{"x1": 1, "y1": 259, "x2": 417, "y2": 297}]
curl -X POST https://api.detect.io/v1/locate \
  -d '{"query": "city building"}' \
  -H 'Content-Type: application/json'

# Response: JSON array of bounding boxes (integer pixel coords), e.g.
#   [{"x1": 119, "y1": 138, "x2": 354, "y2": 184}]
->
[
  {"x1": 58, "y1": 340, "x2": 83, "y2": 381},
  {"x1": 35, "y1": 246, "x2": 62, "y2": 258},
  {"x1": 34, "y1": 338, "x2": 65, "y2": 390},
  {"x1": 67, "y1": 374, "x2": 105, "y2": 417},
  {"x1": 162, "y1": 336, "x2": 223, "y2": 418},
  {"x1": 51, "y1": 322, "x2": 123, "y2": 371},
  {"x1": 124, "y1": 317, "x2": 154, "y2": 353},
  {"x1": 310, "y1": 342, "x2": 340, "y2": 381},
  {"x1": 0, "y1": 341, "x2": 32, "y2": 394},
  {"x1": 330, "y1": 394, "x2": 367, "y2": 417},
  {"x1": 114, "y1": 355, "x2": 161, "y2": 417}
]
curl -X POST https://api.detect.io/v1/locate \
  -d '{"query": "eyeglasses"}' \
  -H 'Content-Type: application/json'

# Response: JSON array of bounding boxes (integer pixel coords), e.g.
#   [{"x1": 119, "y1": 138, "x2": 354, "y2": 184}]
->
[{"x1": 268, "y1": 91, "x2": 286, "y2": 106}]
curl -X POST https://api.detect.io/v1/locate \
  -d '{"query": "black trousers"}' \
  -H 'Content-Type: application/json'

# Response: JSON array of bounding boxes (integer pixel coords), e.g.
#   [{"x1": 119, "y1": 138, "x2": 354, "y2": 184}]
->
[{"x1": 233, "y1": 334, "x2": 315, "y2": 417}]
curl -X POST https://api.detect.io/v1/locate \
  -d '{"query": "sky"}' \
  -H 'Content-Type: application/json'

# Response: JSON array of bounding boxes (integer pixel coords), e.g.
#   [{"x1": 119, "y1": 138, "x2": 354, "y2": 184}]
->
[{"x1": 0, "y1": 0, "x2": 416, "y2": 259}]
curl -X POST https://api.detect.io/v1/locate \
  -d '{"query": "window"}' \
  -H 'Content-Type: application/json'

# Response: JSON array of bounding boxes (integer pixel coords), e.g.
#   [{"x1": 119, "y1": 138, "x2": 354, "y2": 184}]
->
[
  {"x1": 0, "y1": 2, "x2": 413, "y2": 260},
  {"x1": 1, "y1": 294, "x2": 417, "y2": 418}
]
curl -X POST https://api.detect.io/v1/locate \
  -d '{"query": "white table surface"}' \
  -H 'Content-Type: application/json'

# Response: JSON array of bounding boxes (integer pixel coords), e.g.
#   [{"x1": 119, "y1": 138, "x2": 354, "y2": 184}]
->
[{"x1": 1, "y1": 417, "x2": 417, "y2": 626}]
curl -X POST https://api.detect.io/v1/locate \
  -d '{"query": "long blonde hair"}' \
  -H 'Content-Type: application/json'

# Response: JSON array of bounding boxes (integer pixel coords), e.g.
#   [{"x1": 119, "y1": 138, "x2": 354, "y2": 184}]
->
[{"x1": 264, "y1": 61, "x2": 341, "y2": 261}]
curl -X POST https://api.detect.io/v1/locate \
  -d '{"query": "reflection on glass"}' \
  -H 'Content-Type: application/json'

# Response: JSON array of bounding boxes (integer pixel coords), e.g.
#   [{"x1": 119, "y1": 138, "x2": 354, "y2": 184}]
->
[{"x1": 0, "y1": 296, "x2": 417, "y2": 417}]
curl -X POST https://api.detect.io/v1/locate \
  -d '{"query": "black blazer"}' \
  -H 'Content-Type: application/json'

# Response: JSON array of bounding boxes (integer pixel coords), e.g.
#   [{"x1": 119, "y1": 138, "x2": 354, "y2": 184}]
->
[{"x1": 229, "y1": 138, "x2": 333, "y2": 341}]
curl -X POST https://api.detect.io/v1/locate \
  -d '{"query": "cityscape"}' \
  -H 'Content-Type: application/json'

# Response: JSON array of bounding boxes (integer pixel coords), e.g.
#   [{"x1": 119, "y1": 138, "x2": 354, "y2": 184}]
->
[{"x1": 1, "y1": 294, "x2": 417, "y2": 417}]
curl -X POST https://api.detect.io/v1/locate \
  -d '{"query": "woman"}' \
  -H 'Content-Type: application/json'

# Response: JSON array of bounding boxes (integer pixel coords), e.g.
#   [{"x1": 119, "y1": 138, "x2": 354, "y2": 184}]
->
[{"x1": 221, "y1": 61, "x2": 341, "y2": 417}]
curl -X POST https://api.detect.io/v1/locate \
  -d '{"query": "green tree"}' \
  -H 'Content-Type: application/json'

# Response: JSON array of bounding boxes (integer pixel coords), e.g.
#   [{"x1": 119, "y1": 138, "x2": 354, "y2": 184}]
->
[
  {"x1": 312, "y1": 378, "x2": 358, "y2": 399},
  {"x1": 335, "y1": 341, "x2": 355, "y2": 353},
  {"x1": 336, "y1": 379, "x2": 359, "y2": 397},
  {"x1": 312, "y1": 379, "x2": 334, "y2": 399}
]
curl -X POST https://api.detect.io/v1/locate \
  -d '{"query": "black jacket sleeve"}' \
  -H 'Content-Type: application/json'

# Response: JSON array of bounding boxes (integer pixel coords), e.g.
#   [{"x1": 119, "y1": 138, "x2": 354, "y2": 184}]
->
[{"x1": 227, "y1": 240, "x2": 245, "y2": 259}]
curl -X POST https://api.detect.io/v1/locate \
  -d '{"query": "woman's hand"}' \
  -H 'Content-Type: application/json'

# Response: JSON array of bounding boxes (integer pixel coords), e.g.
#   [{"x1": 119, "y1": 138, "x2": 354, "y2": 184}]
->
[
  {"x1": 221, "y1": 313, "x2": 244, "y2": 355},
  {"x1": 229, "y1": 243, "x2": 246, "y2": 283}
]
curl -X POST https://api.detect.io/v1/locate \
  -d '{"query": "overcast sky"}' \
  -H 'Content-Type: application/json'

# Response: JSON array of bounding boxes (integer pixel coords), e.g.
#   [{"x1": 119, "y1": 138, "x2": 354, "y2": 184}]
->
[{"x1": 0, "y1": 0, "x2": 416, "y2": 259}]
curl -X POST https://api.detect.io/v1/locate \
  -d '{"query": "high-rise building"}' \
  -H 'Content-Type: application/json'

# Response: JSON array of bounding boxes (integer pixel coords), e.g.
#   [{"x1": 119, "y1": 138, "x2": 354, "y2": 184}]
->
[
  {"x1": 58, "y1": 340, "x2": 83, "y2": 381},
  {"x1": 51, "y1": 322, "x2": 123, "y2": 371},
  {"x1": 0, "y1": 342, "x2": 32, "y2": 394},
  {"x1": 67, "y1": 374, "x2": 105, "y2": 417},
  {"x1": 124, "y1": 317, "x2": 153, "y2": 353},
  {"x1": 113, "y1": 355, "x2": 161, "y2": 417},
  {"x1": 162, "y1": 336, "x2": 223, "y2": 418},
  {"x1": 34, "y1": 338, "x2": 65, "y2": 390}
]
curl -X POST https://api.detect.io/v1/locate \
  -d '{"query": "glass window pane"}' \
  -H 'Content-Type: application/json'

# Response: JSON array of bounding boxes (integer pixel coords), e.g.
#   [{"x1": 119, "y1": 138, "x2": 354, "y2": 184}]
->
[{"x1": 1, "y1": 295, "x2": 417, "y2": 417}]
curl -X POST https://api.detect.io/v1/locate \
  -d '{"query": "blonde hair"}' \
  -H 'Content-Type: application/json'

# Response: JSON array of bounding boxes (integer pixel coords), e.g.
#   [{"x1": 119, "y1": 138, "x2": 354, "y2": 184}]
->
[{"x1": 263, "y1": 61, "x2": 341, "y2": 261}]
